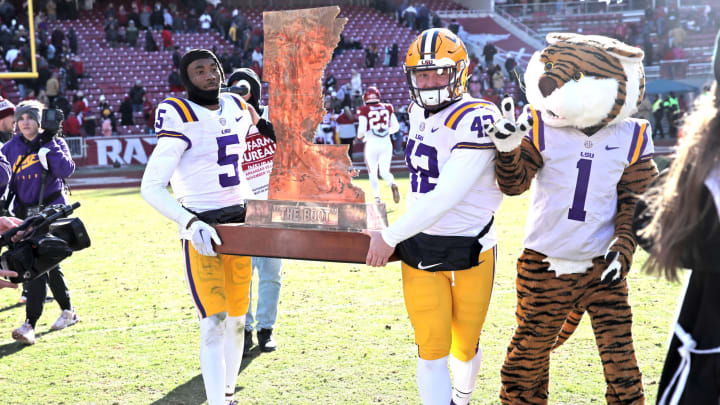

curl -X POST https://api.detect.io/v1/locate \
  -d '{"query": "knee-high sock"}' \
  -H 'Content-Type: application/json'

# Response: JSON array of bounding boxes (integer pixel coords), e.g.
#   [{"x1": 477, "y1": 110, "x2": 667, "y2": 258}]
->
[
  {"x1": 417, "y1": 357, "x2": 451, "y2": 405},
  {"x1": 200, "y1": 313, "x2": 227, "y2": 405},
  {"x1": 367, "y1": 157, "x2": 381, "y2": 198},
  {"x1": 224, "y1": 315, "x2": 246, "y2": 396},
  {"x1": 449, "y1": 347, "x2": 483, "y2": 405}
]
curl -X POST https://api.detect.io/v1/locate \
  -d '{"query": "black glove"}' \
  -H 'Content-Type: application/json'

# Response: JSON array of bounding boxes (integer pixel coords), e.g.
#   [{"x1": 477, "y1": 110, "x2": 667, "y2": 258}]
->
[
  {"x1": 39, "y1": 129, "x2": 58, "y2": 145},
  {"x1": 256, "y1": 118, "x2": 276, "y2": 142}
]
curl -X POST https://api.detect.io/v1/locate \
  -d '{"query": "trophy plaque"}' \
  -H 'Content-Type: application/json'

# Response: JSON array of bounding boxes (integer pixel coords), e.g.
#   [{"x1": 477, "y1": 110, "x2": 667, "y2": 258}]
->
[{"x1": 215, "y1": 6, "x2": 397, "y2": 263}]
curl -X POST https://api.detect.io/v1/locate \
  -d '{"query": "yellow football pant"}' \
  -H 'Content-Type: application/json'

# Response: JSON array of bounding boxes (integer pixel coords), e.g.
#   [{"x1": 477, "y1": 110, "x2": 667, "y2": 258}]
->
[
  {"x1": 182, "y1": 240, "x2": 252, "y2": 319},
  {"x1": 402, "y1": 246, "x2": 496, "y2": 361}
]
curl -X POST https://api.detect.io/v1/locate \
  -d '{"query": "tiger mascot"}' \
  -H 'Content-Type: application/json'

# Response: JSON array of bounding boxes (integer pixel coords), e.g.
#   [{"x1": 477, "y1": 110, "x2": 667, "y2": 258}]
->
[{"x1": 484, "y1": 33, "x2": 659, "y2": 404}]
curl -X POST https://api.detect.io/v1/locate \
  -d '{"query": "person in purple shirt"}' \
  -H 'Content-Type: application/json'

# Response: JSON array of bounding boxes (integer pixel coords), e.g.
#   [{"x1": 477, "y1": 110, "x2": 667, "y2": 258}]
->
[{"x1": 2, "y1": 100, "x2": 78, "y2": 345}]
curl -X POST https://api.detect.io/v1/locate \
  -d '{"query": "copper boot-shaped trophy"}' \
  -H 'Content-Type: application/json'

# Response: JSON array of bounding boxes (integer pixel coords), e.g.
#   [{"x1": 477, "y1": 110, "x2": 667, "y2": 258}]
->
[{"x1": 215, "y1": 6, "x2": 393, "y2": 263}]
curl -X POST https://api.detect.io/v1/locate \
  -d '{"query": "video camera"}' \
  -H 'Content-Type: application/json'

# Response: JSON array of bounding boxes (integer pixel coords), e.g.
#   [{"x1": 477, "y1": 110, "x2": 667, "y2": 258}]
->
[
  {"x1": 41, "y1": 108, "x2": 65, "y2": 133},
  {"x1": 0, "y1": 203, "x2": 90, "y2": 284}
]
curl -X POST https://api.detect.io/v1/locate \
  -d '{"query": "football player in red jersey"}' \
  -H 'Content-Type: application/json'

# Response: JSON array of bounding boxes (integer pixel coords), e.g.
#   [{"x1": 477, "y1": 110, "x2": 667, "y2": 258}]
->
[{"x1": 356, "y1": 86, "x2": 401, "y2": 204}]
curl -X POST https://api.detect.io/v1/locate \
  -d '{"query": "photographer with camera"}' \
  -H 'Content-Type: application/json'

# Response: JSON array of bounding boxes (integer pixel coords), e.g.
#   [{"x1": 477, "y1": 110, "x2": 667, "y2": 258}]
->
[{"x1": 2, "y1": 100, "x2": 78, "y2": 345}]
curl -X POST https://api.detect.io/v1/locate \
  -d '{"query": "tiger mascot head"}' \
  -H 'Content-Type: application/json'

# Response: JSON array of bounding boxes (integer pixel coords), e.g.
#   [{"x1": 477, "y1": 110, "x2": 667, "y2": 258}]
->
[{"x1": 524, "y1": 33, "x2": 645, "y2": 135}]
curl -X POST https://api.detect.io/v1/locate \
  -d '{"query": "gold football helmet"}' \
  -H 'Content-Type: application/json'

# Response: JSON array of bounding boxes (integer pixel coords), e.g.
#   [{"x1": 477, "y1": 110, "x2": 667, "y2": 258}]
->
[{"x1": 404, "y1": 28, "x2": 469, "y2": 111}]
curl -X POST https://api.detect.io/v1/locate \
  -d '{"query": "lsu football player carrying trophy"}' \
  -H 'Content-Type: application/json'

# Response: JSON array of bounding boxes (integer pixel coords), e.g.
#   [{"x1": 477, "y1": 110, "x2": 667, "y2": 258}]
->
[
  {"x1": 365, "y1": 28, "x2": 503, "y2": 405},
  {"x1": 356, "y1": 86, "x2": 402, "y2": 204},
  {"x1": 141, "y1": 49, "x2": 259, "y2": 405}
]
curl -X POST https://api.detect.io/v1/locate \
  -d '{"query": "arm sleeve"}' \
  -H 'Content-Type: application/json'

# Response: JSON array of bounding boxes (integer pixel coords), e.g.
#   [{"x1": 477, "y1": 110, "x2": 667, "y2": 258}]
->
[
  {"x1": 45, "y1": 138, "x2": 76, "y2": 179},
  {"x1": 140, "y1": 135, "x2": 195, "y2": 228},
  {"x1": 0, "y1": 151, "x2": 10, "y2": 189},
  {"x1": 388, "y1": 112, "x2": 400, "y2": 135},
  {"x1": 381, "y1": 148, "x2": 495, "y2": 247},
  {"x1": 357, "y1": 115, "x2": 367, "y2": 139}
]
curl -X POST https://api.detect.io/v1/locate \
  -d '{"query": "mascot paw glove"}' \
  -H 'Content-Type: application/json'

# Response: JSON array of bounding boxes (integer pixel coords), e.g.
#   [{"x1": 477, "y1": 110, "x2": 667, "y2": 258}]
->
[
  {"x1": 600, "y1": 250, "x2": 624, "y2": 285},
  {"x1": 484, "y1": 97, "x2": 532, "y2": 153}
]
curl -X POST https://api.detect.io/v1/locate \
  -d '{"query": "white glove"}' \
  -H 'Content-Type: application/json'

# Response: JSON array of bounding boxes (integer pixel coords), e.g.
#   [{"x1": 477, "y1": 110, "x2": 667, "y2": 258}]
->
[
  {"x1": 188, "y1": 218, "x2": 222, "y2": 256},
  {"x1": 37, "y1": 147, "x2": 50, "y2": 170},
  {"x1": 483, "y1": 97, "x2": 532, "y2": 153}
]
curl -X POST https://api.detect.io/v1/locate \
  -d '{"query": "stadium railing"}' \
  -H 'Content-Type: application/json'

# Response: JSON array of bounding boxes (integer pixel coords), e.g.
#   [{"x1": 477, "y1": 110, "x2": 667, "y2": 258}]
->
[
  {"x1": 66, "y1": 137, "x2": 87, "y2": 159},
  {"x1": 496, "y1": 0, "x2": 644, "y2": 18}
]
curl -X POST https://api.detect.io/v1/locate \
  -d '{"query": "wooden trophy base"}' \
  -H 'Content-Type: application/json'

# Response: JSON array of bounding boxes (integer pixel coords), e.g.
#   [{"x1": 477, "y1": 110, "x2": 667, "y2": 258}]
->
[{"x1": 214, "y1": 200, "x2": 398, "y2": 264}]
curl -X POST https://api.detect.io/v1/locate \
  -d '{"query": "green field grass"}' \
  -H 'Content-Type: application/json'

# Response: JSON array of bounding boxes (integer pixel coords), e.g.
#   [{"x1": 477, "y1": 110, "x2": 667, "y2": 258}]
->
[{"x1": 0, "y1": 175, "x2": 683, "y2": 404}]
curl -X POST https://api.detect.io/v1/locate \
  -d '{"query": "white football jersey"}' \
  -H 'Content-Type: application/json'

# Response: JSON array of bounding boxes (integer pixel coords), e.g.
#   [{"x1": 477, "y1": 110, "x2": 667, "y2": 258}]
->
[
  {"x1": 523, "y1": 108, "x2": 654, "y2": 260},
  {"x1": 405, "y1": 94, "x2": 503, "y2": 246},
  {"x1": 154, "y1": 94, "x2": 255, "y2": 212}
]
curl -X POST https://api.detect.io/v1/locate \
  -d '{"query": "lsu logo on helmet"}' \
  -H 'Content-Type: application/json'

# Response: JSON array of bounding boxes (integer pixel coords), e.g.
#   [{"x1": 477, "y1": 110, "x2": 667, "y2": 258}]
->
[{"x1": 404, "y1": 28, "x2": 469, "y2": 111}]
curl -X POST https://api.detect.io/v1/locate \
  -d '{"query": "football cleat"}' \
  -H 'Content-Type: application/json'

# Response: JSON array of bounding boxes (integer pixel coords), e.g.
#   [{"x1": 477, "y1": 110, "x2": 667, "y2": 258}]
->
[
  {"x1": 391, "y1": 184, "x2": 401, "y2": 203},
  {"x1": 50, "y1": 309, "x2": 79, "y2": 331},
  {"x1": 404, "y1": 28, "x2": 469, "y2": 111},
  {"x1": 12, "y1": 321, "x2": 35, "y2": 345}
]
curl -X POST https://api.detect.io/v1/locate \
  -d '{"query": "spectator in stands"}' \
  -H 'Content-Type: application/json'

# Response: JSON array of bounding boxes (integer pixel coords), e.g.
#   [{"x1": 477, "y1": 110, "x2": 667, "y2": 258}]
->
[
  {"x1": 142, "y1": 95, "x2": 154, "y2": 134},
  {"x1": 63, "y1": 111, "x2": 81, "y2": 137},
  {"x1": 101, "y1": 110, "x2": 112, "y2": 137},
  {"x1": 144, "y1": 30, "x2": 158, "y2": 52},
  {"x1": 168, "y1": 70, "x2": 183, "y2": 93},
  {"x1": 46, "y1": 0, "x2": 57, "y2": 22},
  {"x1": 417, "y1": 4, "x2": 430, "y2": 30},
  {"x1": 71, "y1": 91, "x2": 87, "y2": 115},
  {"x1": 351, "y1": 69, "x2": 362, "y2": 99},
  {"x1": 482, "y1": 42, "x2": 497, "y2": 68},
  {"x1": 161, "y1": 26, "x2": 173, "y2": 50},
  {"x1": 129, "y1": 80, "x2": 146, "y2": 113},
  {"x1": 71, "y1": 54, "x2": 84, "y2": 78},
  {"x1": 117, "y1": 5, "x2": 129, "y2": 27},
  {"x1": 389, "y1": 43, "x2": 399, "y2": 67},
  {"x1": 126, "y1": 20, "x2": 139, "y2": 48},
  {"x1": 98, "y1": 95, "x2": 117, "y2": 134},
  {"x1": 45, "y1": 71, "x2": 59, "y2": 106},
  {"x1": 200, "y1": 11, "x2": 212, "y2": 33},
  {"x1": 230, "y1": 48, "x2": 243, "y2": 70},
  {"x1": 172, "y1": 45, "x2": 182, "y2": 68},
  {"x1": 68, "y1": 28, "x2": 77, "y2": 54},
  {"x1": 105, "y1": 18, "x2": 120, "y2": 48},
  {"x1": 383, "y1": 45, "x2": 391, "y2": 67},
  {"x1": 668, "y1": 21, "x2": 686, "y2": 48},
  {"x1": 249, "y1": 60, "x2": 262, "y2": 80},
  {"x1": 186, "y1": 9, "x2": 198, "y2": 33},
  {"x1": 468, "y1": 76, "x2": 483, "y2": 98},
  {"x1": 324, "y1": 73, "x2": 336, "y2": 93},
  {"x1": 139, "y1": 5, "x2": 151, "y2": 30},
  {"x1": 490, "y1": 64, "x2": 504, "y2": 91},
  {"x1": 251, "y1": 46, "x2": 263, "y2": 68},
  {"x1": 150, "y1": 3, "x2": 163, "y2": 31},
  {"x1": 82, "y1": 107, "x2": 97, "y2": 137},
  {"x1": 614, "y1": 17, "x2": 628, "y2": 42},
  {"x1": 448, "y1": 18, "x2": 460, "y2": 35},
  {"x1": 365, "y1": 44, "x2": 379, "y2": 68},
  {"x1": 403, "y1": 4, "x2": 417, "y2": 30},
  {"x1": 37, "y1": 90, "x2": 49, "y2": 107},
  {"x1": 119, "y1": 96, "x2": 133, "y2": 126},
  {"x1": 163, "y1": 7, "x2": 173, "y2": 30}
]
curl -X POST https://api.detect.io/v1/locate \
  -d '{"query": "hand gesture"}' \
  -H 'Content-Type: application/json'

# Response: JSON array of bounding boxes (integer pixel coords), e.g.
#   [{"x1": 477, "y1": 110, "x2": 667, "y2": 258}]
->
[{"x1": 483, "y1": 96, "x2": 533, "y2": 153}]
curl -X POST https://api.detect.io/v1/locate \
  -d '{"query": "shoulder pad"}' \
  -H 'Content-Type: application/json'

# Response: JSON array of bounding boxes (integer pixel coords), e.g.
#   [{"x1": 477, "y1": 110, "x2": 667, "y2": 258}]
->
[{"x1": 160, "y1": 97, "x2": 199, "y2": 123}]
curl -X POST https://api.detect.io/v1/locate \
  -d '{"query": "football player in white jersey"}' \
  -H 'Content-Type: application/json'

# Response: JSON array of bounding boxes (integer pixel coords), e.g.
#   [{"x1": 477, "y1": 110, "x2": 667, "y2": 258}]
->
[
  {"x1": 141, "y1": 49, "x2": 259, "y2": 405},
  {"x1": 356, "y1": 86, "x2": 401, "y2": 204},
  {"x1": 365, "y1": 29, "x2": 503, "y2": 405}
]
